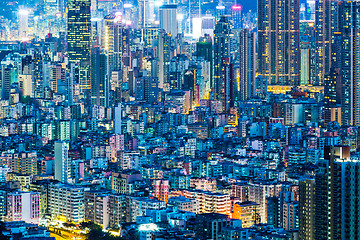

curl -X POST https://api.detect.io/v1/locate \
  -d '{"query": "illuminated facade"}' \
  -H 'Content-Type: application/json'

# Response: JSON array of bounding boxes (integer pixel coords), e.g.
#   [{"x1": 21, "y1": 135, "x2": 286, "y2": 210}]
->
[
  {"x1": 239, "y1": 28, "x2": 256, "y2": 101},
  {"x1": 258, "y1": 0, "x2": 300, "y2": 85},
  {"x1": 248, "y1": 183, "x2": 282, "y2": 223},
  {"x1": 5, "y1": 191, "x2": 40, "y2": 224},
  {"x1": 299, "y1": 179, "x2": 315, "y2": 240},
  {"x1": 159, "y1": 4, "x2": 177, "y2": 37},
  {"x1": 32, "y1": 50, "x2": 45, "y2": 99},
  {"x1": 103, "y1": 14, "x2": 125, "y2": 73},
  {"x1": 168, "y1": 196, "x2": 198, "y2": 213},
  {"x1": 153, "y1": 179, "x2": 169, "y2": 203},
  {"x1": 182, "y1": 189, "x2": 231, "y2": 216},
  {"x1": 324, "y1": 68, "x2": 341, "y2": 124},
  {"x1": 196, "y1": 35, "x2": 213, "y2": 87},
  {"x1": 315, "y1": 0, "x2": 336, "y2": 85},
  {"x1": 300, "y1": 21, "x2": 316, "y2": 85},
  {"x1": 0, "y1": 151, "x2": 37, "y2": 176},
  {"x1": 337, "y1": 1, "x2": 360, "y2": 126},
  {"x1": 158, "y1": 30, "x2": 173, "y2": 90},
  {"x1": 214, "y1": 16, "x2": 233, "y2": 112},
  {"x1": 231, "y1": 5, "x2": 242, "y2": 29},
  {"x1": 142, "y1": 27, "x2": 159, "y2": 48},
  {"x1": 67, "y1": 0, "x2": 91, "y2": 91},
  {"x1": 49, "y1": 183, "x2": 85, "y2": 223},
  {"x1": 232, "y1": 201, "x2": 259, "y2": 228},
  {"x1": 84, "y1": 191, "x2": 110, "y2": 229}
]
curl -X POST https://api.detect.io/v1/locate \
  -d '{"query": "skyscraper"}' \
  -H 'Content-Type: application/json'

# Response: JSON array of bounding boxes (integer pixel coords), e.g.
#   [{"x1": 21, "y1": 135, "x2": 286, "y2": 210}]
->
[
  {"x1": 258, "y1": 0, "x2": 300, "y2": 85},
  {"x1": 299, "y1": 21, "x2": 316, "y2": 85},
  {"x1": 103, "y1": 14, "x2": 124, "y2": 73},
  {"x1": 158, "y1": 30, "x2": 173, "y2": 90},
  {"x1": 214, "y1": 16, "x2": 232, "y2": 112},
  {"x1": 299, "y1": 178, "x2": 315, "y2": 240},
  {"x1": 159, "y1": 4, "x2": 177, "y2": 38},
  {"x1": 90, "y1": 46, "x2": 108, "y2": 107},
  {"x1": 324, "y1": 67, "x2": 341, "y2": 124},
  {"x1": 314, "y1": 0, "x2": 337, "y2": 85},
  {"x1": 1, "y1": 64, "x2": 12, "y2": 100},
  {"x1": 231, "y1": 5, "x2": 242, "y2": 29},
  {"x1": 196, "y1": 35, "x2": 213, "y2": 87},
  {"x1": 32, "y1": 49, "x2": 45, "y2": 99},
  {"x1": 328, "y1": 153, "x2": 360, "y2": 239},
  {"x1": 139, "y1": 0, "x2": 156, "y2": 28},
  {"x1": 18, "y1": 9, "x2": 29, "y2": 40},
  {"x1": 67, "y1": 0, "x2": 91, "y2": 92},
  {"x1": 239, "y1": 29, "x2": 256, "y2": 101},
  {"x1": 336, "y1": 1, "x2": 360, "y2": 126},
  {"x1": 315, "y1": 146, "x2": 360, "y2": 239}
]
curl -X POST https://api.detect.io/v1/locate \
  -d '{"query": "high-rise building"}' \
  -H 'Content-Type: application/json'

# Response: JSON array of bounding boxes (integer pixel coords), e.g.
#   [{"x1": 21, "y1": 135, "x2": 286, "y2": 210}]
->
[
  {"x1": 314, "y1": 0, "x2": 337, "y2": 85},
  {"x1": 0, "y1": 151, "x2": 38, "y2": 176},
  {"x1": 248, "y1": 183, "x2": 282, "y2": 224},
  {"x1": 195, "y1": 213, "x2": 231, "y2": 240},
  {"x1": 1, "y1": 64, "x2": 12, "y2": 100},
  {"x1": 258, "y1": 0, "x2": 300, "y2": 85},
  {"x1": 299, "y1": 178, "x2": 315, "y2": 240},
  {"x1": 315, "y1": 146, "x2": 343, "y2": 239},
  {"x1": 159, "y1": 4, "x2": 177, "y2": 38},
  {"x1": 300, "y1": 21, "x2": 316, "y2": 85},
  {"x1": 109, "y1": 194, "x2": 129, "y2": 226},
  {"x1": 328, "y1": 152, "x2": 360, "y2": 239},
  {"x1": 336, "y1": 1, "x2": 360, "y2": 126},
  {"x1": 5, "y1": 191, "x2": 40, "y2": 224},
  {"x1": 84, "y1": 190, "x2": 111, "y2": 229},
  {"x1": 54, "y1": 141, "x2": 69, "y2": 183},
  {"x1": 315, "y1": 146, "x2": 360, "y2": 239},
  {"x1": 103, "y1": 14, "x2": 124, "y2": 73},
  {"x1": 239, "y1": 29, "x2": 256, "y2": 101},
  {"x1": 232, "y1": 201, "x2": 259, "y2": 228},
  {"x1": 142, "y1": 27, "x2": 159, "y2": 48},
  {"x1": 196, "y1": 35, "x2": 213, "y2": 87},
  {"x1": 158, "y1": 30, "x2": 173, "y2": 90},
  {"x1": 231, "y1": 5, "x2": 242, "y2": 29},
  {"x1": 32, "y1": 50, "x2": 46, "y2": 99},
  {"x1": 114, "y1": 104, "x2": 122, "y2": 134},
  {"x1": 91, "y1": 46, "x2": 108, "y2": 107},
  {"x1": 314, "y1": 152, "x2": 329, "y2": 240},
  {"x1": 282, "y1": 201, "x2": 298, "y2": 231},
  {"x1": 139, "y1": 0, "x2": 156, "y2": 28},
  {"x1": 324, "y1": 68, "x2": 341, "y2": 124},
  {"x1": 49, "y1": 183, "x2": 85, "y2": 223},
  {"x1": 214, "y1": 16, "x2": 232, "y2": 112},
  {"x1": 67, "y1": 0, "x2": 91, "y2": 92},
  {"x1": 18, "y1": 10, "x2": 29, "y2": 40}
]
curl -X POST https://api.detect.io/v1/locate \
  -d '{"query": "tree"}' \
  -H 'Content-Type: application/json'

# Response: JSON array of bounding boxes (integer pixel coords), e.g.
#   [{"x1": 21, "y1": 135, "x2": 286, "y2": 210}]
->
[
  {"x1": 86, "y1": 228, "x2": 127, "y2": 240},
  {"x1": 82, "y1": 221, "x2": 127, "y2": 240}
]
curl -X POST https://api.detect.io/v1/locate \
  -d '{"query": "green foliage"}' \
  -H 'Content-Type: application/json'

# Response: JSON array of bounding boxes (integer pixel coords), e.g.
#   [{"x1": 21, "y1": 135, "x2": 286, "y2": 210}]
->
[
  {"x1": 86, "y1": 228, "x2": 127, "y2": 240},
  {"x1": 79, "y1": 221, "x2": 101, "y2": 231},
  {"x1": 81, "y1": 221, "x2": 126, "y2": 240}
]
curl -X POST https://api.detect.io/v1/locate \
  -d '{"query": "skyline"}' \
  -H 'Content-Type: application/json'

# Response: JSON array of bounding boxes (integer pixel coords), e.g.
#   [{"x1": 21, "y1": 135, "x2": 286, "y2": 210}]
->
[{"x1": 1, "y1": 0, "x2": 360, "y2": 240}]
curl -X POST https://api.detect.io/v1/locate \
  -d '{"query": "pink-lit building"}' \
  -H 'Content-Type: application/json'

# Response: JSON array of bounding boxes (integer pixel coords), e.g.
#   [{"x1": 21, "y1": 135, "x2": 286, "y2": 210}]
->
[
  {"x1": 109, "y1": 134, "x2": 124, "y2": 162},
  {"x1": 153, "y1": 179, "x2": 169, "y2": 203},
  {"x1": 5, "y1": 191, "x2": 40, "y2": 224}
]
